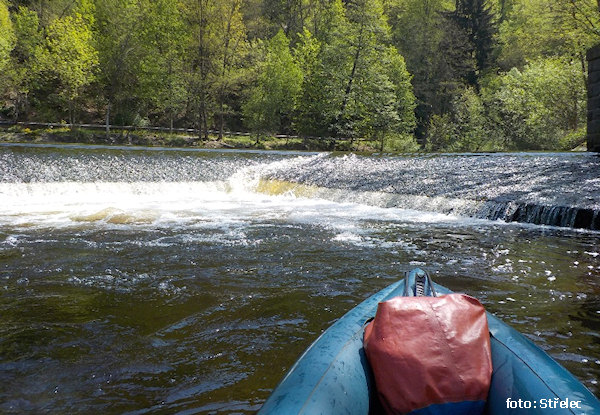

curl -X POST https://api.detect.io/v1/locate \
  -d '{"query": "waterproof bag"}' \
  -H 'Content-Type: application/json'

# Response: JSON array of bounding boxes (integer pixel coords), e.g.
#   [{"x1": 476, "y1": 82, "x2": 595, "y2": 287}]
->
[{"x1": 363, "y1": 293, "x2": 492, "y2": 415}]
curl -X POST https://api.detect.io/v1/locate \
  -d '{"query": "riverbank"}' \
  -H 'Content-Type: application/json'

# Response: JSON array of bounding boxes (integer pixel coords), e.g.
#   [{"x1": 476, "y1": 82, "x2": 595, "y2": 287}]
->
[
  {"x1": 1, "y1": 125, "x2": 590, "y2": 153},
  {"x1": 0, "y1": 125, "x2": 369, "y2": 152}
]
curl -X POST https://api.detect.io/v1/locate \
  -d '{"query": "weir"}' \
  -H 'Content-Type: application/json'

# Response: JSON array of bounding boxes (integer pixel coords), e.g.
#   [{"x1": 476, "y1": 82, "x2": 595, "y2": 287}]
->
[
  {"x1": 264, "y1": 153, "x2": 600, "y2": 231},
  {"x1": 2, "y1": 145, "x2": 600, "y2": 231}
]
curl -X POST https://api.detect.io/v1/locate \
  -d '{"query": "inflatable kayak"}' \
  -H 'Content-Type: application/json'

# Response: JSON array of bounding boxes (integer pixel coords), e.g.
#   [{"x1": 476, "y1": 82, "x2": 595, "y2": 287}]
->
[{"x1": 258, "y1": 269, "x2": 600, "y2": 414}]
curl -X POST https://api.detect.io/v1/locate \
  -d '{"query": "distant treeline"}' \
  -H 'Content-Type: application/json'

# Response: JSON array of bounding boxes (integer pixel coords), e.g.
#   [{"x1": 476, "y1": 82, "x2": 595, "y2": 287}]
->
[{"x1": 0, "y1": 0, "x2": 597, "y2": 151}]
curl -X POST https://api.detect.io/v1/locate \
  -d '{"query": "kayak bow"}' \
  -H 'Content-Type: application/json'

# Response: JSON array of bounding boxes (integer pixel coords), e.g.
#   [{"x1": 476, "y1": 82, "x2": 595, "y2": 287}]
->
[{"x1": 258, "y1": 269, "x2": 600, "y2": 415}]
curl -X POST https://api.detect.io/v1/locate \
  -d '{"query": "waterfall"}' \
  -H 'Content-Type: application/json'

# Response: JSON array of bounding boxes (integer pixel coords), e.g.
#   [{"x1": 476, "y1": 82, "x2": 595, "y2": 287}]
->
[{"x1": 2, "y1": 144, "x2": 599, "y2": 231}]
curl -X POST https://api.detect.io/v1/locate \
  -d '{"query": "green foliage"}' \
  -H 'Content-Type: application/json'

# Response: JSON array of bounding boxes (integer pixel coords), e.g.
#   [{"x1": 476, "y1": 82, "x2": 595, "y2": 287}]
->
[
  {"x1": 426, "y1": 87, "x2": 492, "y2": 152},
  {"x1": 426, "y1": 113, "x2": 457, "y2": 152},
  {"x1": 293, "y1": 0, "x2": 416, "y2": 141},
  {"x1": 10, "y1": 5, "x2": 42, "y2": 62},
  {"x1": 497, "y1": 0, "x2": 600, "y2": 70},
  {"x1": 136, "y1": 0, "x2": 187, "y2": 126},
  {"x1": 0, "y1": 0, "x2": 15, "y2": 117},
  {"x1": 485, "y1": 58, "x2": 586, "y2": 150},
  {"x1": 382, "y1": 132, "x2": 420, "y2": 152},
  {"x1": 387, "y1": 0, "x2": 463, "y2": 136},
  {"x1": 181, "y1": 0, "x2": 249, "y2": 138},
  {"x1": 497, "y1": 0, "x2": 568, "y2": 69},
  {"x1": 262, "y1": 0, "x2": 303, "y2": 37},
  {"x1": 1, "y1": 0, "x2": 597, "y2": 152},
  {"x1": 554, "y1": 0, "x2": 600, "y2": 48},
  {"x1": 210, "y1": 0, "x2": 249, "y2": 136},
  {"x1": 454, "y1": 0, "x2": 497, "y2": 73},
  {"x1": 0, "y1": 0, "x2": 14, "y2": 70},
  {"x1": 329, "y1": 0, "x2": 392, "y2": 138},
  {"x1": 428, "y1": 57, "x2": 587, "y2": 152},
  {"x1": 94, "y1": 0, "x2": 147, "y2": 124},
  {"x1": 37, "y1": 12, "x2": 98, "y2": 122},
  {"x1": 1, "y1": 6, "x2": 43, "y2": 119},
  {"x1": 385, "y1": 48, "x2": 417, "y2": 134},
  {"x1": 558, "y1": 127, "x2": 586, "y2": 151},
  {"x1": 243, "y1": 30, "x2": 302, "y2": 134},
  {"x1": 293, "y1": 29, "x2": 329, "y2": 137},
  {"x1": 294, "y1": 0, "x2": 348, "y2": 137}
]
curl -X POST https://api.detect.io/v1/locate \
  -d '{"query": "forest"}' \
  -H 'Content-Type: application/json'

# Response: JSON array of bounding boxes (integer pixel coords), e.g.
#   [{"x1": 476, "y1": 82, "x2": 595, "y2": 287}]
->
[{"x1": 0, "y1": 0, "x2": 598, "y2": 151}]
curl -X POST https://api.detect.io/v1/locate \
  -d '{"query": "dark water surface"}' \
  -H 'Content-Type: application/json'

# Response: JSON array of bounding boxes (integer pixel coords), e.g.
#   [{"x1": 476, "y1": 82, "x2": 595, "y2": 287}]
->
[{"x1": 0, "y1": 144, "x2": 599, "y2": 413}]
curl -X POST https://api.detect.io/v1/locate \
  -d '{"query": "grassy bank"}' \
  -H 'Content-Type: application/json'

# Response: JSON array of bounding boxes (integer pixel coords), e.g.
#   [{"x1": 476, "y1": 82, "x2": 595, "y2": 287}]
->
[
  {"x1": 1, "y1": 125, "x2": 588, "y2": 152},
  {"x1": 0, "y1": 125, "x2": 376, "y2": 152}
]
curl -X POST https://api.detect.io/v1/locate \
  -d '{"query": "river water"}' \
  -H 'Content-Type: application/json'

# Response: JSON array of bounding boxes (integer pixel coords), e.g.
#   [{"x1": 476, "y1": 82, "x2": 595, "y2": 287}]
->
[{"x1": 1, "y1": 144, "x2": 599, "y2": 413}]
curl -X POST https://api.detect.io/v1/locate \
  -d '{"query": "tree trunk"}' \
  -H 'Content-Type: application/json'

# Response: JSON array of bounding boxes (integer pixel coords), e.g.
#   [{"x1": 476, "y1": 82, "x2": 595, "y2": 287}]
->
[
  {"x1": 219, "y1": 104, "x2": 224, "y2": 140},
  {"x1": 69, "y1": 99, "x2": 74, "y2": 127},
  {"x1": 105, "y1": 102, "x2": 111, "y2": 141},
  {"x1": 580, "y1": 51, "x2": 588, "y2": 89},
  {"x1": 337, "y1": 21, "x2": 365, "y2": 137},
  {"x1": 21, "y1": 92, "x2": 29, "y2": 122},
  {"x1": 198, "y1": 94, "x2": 207, "y2": 141},
  {"x1": 340, "y1": 24, "x2": 364, "y2": 119},
  {"x1": 13, "y1": 94, "x2": 20, "y2": 122},
  {"x1": 198, "y1": 102, "x2": 204, "y2": 140},
  {"x1": 205, "y1": 108, "x2": 210, "y2": 140}
]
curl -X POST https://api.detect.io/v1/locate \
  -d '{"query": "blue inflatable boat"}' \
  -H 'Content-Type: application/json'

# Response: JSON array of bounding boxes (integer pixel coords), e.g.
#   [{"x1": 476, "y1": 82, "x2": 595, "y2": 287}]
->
[{"x1": 258, "y1": 269, "x2": 600, "y2": 414}]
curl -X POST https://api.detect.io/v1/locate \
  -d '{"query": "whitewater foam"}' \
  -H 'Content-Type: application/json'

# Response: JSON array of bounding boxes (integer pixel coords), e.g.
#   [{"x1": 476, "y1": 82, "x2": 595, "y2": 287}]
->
[
  {"x1": 1, "y1": 153, "x2": 481, "y2": 230},
  {"x1": 3, "y1": 147, "x2": 599, "y2": 231}
]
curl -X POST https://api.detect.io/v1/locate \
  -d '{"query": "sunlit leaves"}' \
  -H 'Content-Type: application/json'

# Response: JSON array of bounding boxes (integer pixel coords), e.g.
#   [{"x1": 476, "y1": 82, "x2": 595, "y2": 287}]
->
[
  {"x1": 0, "y1": 0, "x2": 14, "y2": 71},
  {"x1": 292, "y1": 0, "x2": 416, "y2": 142},
  {"x1": 38, "y1": 13, "x2": 98, "y2": 102},
  {"x1": 243, "y1": 30, "x2": 302, "y2": 134},
  {"x1": 486, "y1": 58, "x2": 586, "y2": 150}
]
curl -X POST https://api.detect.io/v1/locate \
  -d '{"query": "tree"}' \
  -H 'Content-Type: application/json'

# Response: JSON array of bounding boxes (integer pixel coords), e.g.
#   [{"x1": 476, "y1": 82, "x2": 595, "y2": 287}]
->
[
  {"x1": 293, "y1": 27, "x2": 328, "y2": 136},
  {"x1": 386, "y1": 0, "x2": 455, "y2": 139},
  {"x1": 0, "y1": 0, "x2": 15, "y2": 118},
  {"x1": 181, "y1": 0, "x2": 213, "y2": 139},
  {"x1": 551, "y1": 0, "x2": 600, "y2": 54},
  {"x1": 262, "y1": 0, "x2": 304, "y2": 37},
  {"x1": 293, "y1": 0, "x2": 416, "y2": 147},
  {"x1": 37, "y1": 11, "x2": 98, "y2": 124},
  {"x1": 0, "y1": 0, "x2": 14, "y2": 72},
  {"x1": 496, "y1": 0, "x2": 598, "y2": 71},
  {"x1": 426, "y1": 87, "x2": 491, "y2": 151},
  {"x1": 484, "y1": 58, "x2": 586, "y2": 150},
  {"x1": 94, "y1": 0, "x2": 147, "y2": 129},
  {"x1": 182, "y1": 0, "x2": 249, "y2": 139},
  {"x1": 445, "y1": 0, "x2": 497, "y2": 86},
  {"x1": 136, "y1": 0, "x2": 188, "y2": 130},
  {"x1": 328, "y1": 0, "x2": 416, "y2": 141},
  {"x1": 2, "y1": 5, "x2": 43, "y2": 120},
  {"x1": 241, "y1": 0, "x2": 271, "y2": 41},
  {"x1": 293, "y1": 0, "x2": 349, "y2": 138},
  {"x1": 331, "y1": 0, "x2": 387, "y2": 137},
  {"x1": 384, "y1": 47, "x2": 417, "y2": 142},
  {"x1": 243, "y1": 29, "x2": 302, "y2": 136},
  {"x1": 213, "y1": 0, "x2": 249, "y2": 138},
  {"x1": 6, "y1": 0, "x2": 81, "y2": 27},
  {"x1": 260, "y1": 0, "x2": 338, "y2": 41}
]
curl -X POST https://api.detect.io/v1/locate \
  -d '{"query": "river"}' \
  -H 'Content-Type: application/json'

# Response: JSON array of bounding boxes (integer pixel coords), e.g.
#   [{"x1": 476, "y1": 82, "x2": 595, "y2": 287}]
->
[{"x1": 0, "y1": 143, "x2": 599, "y2": 413}]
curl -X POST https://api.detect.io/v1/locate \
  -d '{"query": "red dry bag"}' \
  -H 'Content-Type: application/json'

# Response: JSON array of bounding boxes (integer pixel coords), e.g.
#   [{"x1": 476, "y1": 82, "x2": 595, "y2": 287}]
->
[{"x1": 363, "y1": 293, "x2": 492, "y2": 415}]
